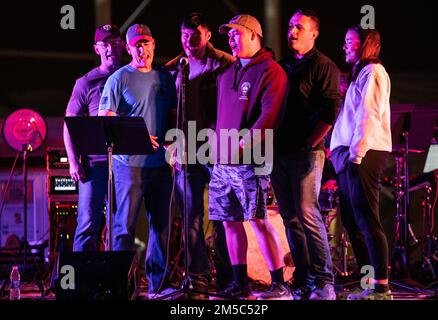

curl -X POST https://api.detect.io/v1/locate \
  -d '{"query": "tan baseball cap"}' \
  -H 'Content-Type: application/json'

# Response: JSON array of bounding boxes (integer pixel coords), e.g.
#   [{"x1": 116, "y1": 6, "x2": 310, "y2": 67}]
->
[{"x1": 219, "y1": 14, "x2": 263, "y2": 38}]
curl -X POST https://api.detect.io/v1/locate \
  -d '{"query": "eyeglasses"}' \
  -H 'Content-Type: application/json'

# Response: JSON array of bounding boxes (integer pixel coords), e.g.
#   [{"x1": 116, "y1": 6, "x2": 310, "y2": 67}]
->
[{"x1": 95, "y1": 40, "x2": 124, "y2": 48}]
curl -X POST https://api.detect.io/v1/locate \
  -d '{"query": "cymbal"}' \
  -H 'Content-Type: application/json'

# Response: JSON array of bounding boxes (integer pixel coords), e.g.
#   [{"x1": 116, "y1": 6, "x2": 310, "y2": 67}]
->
[{"x1": 391, "y1": 147, "x2": 425, "y2": 155}]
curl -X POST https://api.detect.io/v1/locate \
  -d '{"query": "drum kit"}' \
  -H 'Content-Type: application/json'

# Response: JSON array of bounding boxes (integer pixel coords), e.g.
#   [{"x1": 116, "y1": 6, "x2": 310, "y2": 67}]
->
[
  {"x1": 319, "y1": 180, "x2": 356, "y2": 278},
  {"x1": 317, "y1": 145, "x2": 438, "y2": 283},
  {"x1": 266, "y1": 179, "x2": 358, "y2": 281}
]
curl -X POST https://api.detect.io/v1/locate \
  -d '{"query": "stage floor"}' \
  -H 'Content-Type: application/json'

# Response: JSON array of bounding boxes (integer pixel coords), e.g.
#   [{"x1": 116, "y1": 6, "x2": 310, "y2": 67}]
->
[{"x1": 1, "y1": 280, "x2": 436, "y2": 301}]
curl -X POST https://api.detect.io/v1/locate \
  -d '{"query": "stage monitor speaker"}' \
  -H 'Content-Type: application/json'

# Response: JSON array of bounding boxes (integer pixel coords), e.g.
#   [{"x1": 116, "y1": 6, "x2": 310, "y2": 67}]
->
[{"x1": 55, "y1": 251, "x2": 138, "y2": 300}]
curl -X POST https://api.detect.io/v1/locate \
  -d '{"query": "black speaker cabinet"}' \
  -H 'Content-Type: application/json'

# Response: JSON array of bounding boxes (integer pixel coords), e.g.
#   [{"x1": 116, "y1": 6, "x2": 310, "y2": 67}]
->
[{"x1": 55, "y1": 251, "x2": 138, "y2": 300}]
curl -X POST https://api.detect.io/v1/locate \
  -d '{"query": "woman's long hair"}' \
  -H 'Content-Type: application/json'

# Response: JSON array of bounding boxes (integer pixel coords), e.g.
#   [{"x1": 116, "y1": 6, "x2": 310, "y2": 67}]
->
[{"x1": 349, "y1": 26, "x2": 382, "y2": 81}]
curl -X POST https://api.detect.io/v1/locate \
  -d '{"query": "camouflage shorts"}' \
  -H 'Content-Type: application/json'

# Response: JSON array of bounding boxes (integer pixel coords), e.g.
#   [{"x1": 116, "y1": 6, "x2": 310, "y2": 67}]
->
[{"x1": 208, "y1": 164, "x2": 269, "y2": 222}]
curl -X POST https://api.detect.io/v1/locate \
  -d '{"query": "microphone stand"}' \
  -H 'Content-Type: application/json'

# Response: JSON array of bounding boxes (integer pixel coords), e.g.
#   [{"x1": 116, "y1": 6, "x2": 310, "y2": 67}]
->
[
  {"x1": 179, "y1": 58, "x2": 193, "y2": 294},
  {"x1": 103, "y1": 122, "x2": 115, "y2": 251},
  {"x1": 390, "y1": 112, "x2": 424, "y2": 292},
  {"x1": 0, "y1": 144, "x2": 46, "y2": 299},
  {"x1": 157, "y1": 58, "x2": 231, "y2": 300}
]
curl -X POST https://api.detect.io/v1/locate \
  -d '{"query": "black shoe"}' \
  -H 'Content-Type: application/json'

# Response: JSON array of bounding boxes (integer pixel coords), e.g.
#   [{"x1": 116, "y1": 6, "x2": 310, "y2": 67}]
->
[
  {"x1": 309, "y1": 284, "x2": 337, "y2": 300},
  {"x1": 209, "y1": 282, "x2": 250, "y2": 300},
  {"x1": 289, "y1": 282, "x2": 312, "y2": 300},
  {"x1": 257, "y1": 282, "x2": 293, "y2": 300}
]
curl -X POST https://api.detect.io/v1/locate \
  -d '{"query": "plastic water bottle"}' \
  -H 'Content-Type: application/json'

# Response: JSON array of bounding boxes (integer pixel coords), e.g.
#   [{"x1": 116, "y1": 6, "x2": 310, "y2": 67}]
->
[{"x1": 9, "y1": 265, "x2": 21, "y2": 300}]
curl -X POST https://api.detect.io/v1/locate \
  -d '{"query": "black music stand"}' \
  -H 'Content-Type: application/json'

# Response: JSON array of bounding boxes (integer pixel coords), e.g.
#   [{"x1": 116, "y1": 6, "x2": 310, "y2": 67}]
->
[
  {"x1": 64, "y1": 116, "x2": 154, "y2": 251},
  {"x1": 409, "y1": 145, "x2": 438, "y2": 280},
  {"x1": 390, "y1": 105, "x2": 437, "y2": 291}
]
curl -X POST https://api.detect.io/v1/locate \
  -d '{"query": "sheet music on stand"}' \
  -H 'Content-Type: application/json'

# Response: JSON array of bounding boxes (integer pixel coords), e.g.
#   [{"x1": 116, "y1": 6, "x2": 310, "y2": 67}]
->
[{"x1": 424, "y1": 144, "x2": 438, "y2": 173}]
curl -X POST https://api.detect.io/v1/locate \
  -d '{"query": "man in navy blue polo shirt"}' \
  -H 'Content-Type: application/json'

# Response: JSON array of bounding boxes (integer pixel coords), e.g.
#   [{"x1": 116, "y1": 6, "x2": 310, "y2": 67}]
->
[{"x1": 64, "y1": 24, "x2": 124, "y2": 252}]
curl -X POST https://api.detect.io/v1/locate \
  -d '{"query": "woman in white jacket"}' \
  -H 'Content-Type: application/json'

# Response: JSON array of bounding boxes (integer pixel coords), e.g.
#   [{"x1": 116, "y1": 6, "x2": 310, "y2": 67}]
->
[{"x1": 330, "y1": 26, "x2": 392, "y2": 300}]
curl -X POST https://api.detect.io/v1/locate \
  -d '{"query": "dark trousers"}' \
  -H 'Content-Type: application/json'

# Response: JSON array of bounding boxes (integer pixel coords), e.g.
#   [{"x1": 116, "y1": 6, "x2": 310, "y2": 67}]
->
[
  {"x1": 176, "y1": 164, "x2": 232, "y2": 286},
  {"x1": 336, "y1": 150, "x2": 389, "y2": 280},
  {"x1": 271, "y1": 150, "x2": 334, "y2": 287},
  {"x1": 175, "y1": 164, "x2": 212, "y2": 275}
]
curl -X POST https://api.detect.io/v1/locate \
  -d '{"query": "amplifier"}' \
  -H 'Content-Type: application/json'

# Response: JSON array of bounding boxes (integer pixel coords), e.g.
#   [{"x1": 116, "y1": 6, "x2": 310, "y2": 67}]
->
[
  {"x1": 55, "y1": 251, "x2": 138, "y2": 300},
  {"x1": 48, "y1": 176, "x2": 78, "y2": 195},
  {"x1": 47, "y1": 148, "x2": 69, "y2": 170},
  {"x1": 49, "y1": 201, "x2": 78, "y2": 255}
]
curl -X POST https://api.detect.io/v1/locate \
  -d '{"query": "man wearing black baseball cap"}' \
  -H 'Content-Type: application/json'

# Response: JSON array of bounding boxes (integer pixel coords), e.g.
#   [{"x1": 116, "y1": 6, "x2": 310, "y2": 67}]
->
[{"x1": 64, "y1": 24, "x2": 124, "y2": 252}]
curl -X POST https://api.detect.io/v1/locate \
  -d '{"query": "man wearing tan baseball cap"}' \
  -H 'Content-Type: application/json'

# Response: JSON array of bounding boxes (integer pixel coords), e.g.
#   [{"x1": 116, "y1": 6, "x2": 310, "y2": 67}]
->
[
  {"x1": 219, "y1": 14, "x2": 263, "y2": 38},
  {"x1": 208, "y1": 14, "x2": 291, "y2": 300}
]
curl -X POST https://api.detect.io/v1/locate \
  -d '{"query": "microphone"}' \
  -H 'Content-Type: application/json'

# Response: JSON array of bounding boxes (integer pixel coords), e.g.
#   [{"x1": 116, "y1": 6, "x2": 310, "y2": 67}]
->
[
  {"x1": 29, "y1": 117, "x2": 45, "y2": 143},
  {"x1": 179, "y1": 57, "x2": 189, "y2": 67}
]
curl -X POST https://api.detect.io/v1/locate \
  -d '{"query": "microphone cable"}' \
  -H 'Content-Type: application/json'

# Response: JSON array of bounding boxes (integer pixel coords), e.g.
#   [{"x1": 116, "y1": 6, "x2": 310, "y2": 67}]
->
[{"x1": 150, "y1": 64, "x2": 184, "y2": 298}]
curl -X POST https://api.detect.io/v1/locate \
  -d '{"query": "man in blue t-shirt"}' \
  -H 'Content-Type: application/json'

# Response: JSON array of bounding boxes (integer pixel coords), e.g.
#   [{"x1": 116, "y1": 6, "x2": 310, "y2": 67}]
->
[
  {"x1": 98, "y1": 24, "x2": 177, "y2": 295},
  {"x1": 64, "y1": 24, "x2": 124, "y2": 252}
]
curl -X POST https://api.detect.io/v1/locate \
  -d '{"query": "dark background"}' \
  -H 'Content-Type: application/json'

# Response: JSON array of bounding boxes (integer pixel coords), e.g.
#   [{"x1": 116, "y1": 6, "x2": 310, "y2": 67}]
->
[
  {"x1": 0, "y1": 0, "x2": 437, "y2": 279},
  {"x1": 0, "y1": 0, "x2": 437, "y2": 117}
]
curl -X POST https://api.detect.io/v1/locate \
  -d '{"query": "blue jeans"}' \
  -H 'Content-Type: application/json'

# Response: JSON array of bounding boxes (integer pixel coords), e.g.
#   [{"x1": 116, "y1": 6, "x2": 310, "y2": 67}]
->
[
  {"x1": 175, "y1": 164, "x2": 210, "y2": 275},
  {"x1": 112, "y1": 160, "x2": 173, "y2": 293},
  {"x1": 271, "y1": 150, "x2": 334, "y2": 287},
  {"x1": 73, "y1": 164, "x2": 107, "y2": 252}
]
